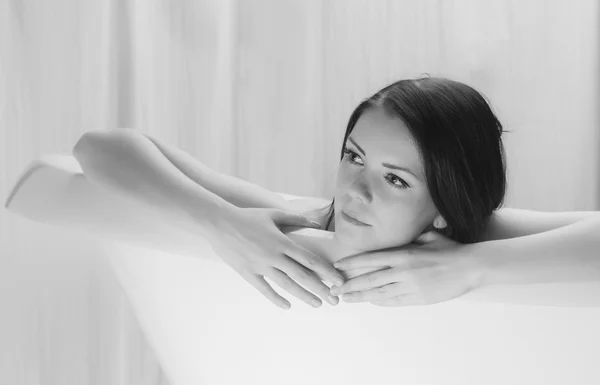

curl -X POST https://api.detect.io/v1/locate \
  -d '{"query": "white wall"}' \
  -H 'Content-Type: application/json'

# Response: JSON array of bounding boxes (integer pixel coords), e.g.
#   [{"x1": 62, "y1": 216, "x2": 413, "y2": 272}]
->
[{"x1": 1, "y1": 0, "x2": 599, "y2": 384}]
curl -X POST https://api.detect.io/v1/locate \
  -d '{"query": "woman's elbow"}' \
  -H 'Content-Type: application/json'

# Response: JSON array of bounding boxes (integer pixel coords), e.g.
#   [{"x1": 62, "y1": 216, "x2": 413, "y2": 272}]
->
[
  {"x1": 73, "y1": 129, "x2": 137, "y2": 164},
  {"x1": 74, "y1": 131, "x2": 106, "y2": 160}
]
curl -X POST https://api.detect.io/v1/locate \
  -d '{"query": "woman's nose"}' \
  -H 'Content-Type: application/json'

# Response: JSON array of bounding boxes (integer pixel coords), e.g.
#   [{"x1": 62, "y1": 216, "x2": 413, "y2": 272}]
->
[{"x1": 348, "y1": 177, "x2": 371, "y2": 203}]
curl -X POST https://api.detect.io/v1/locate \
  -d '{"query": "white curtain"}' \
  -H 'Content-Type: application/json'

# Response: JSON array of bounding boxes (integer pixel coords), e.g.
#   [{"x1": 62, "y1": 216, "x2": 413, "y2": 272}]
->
[{"x1": 1, "y1": 0, "x2": 599, "y2": 384}]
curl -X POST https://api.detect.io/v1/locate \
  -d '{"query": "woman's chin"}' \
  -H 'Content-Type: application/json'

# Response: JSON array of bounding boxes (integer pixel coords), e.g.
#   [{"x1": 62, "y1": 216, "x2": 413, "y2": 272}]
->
[
  {"x1": 334, "y1": 228, "x2": 415, "y2": 253},
  {"x1": 333, "y1": 230, "x2": 372, "y2": 253}
]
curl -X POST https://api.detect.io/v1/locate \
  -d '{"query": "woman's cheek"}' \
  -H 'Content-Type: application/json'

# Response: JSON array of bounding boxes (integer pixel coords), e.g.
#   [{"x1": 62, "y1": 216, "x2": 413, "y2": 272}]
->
[{"x1": 376, "y1": 217, "x2": 415, "y2": 247}]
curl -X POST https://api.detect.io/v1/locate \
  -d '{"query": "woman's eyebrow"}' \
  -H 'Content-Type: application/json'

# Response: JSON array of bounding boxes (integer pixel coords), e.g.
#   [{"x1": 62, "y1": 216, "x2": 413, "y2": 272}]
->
[
  {"x1": 348, "y1": 136, "x2": 366, "y2": 156},
  {"x1": 347, "y1": 136, "x2": 420, "y2": 181}
]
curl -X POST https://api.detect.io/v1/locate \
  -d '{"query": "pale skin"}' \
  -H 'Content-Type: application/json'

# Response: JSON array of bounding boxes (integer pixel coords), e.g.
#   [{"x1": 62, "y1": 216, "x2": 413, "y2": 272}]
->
[{"x1": 35, "y1": 126, "x2": 600, "y2": 309}]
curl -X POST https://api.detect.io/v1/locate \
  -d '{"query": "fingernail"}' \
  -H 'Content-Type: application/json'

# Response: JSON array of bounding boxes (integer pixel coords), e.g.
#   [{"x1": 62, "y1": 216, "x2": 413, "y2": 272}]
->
[
  {"x1": 334, "y1": 262, "x2": 343, "y2": 269},
  {"x1": 311, "y1": 299, "x2": 322, "y2": 308},
  {"x1": 328, "y1": 295, "x2": 338, "y2": 306},
  {"x1": 330, "y1": 286, "x2": 340, "y2": 296},
  {"x1": 310, "y1": 221, "x2": 321, "y2": 227},
  {"x1": 334, "y1": 276, "x2": 344, "y2": 286}
]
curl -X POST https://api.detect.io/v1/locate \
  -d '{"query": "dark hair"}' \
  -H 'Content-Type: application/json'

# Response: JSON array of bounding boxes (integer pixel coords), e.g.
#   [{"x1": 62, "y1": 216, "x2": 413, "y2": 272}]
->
[{"x1": 322, "y1": 76, "x2": 508, "y2": 244}]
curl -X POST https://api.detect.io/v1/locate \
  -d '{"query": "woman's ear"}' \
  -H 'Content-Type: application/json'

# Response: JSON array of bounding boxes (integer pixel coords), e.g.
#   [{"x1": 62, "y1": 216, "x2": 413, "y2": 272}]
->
[{"x1": 433, "y1": 215, "x2": 447, "y2": 230}]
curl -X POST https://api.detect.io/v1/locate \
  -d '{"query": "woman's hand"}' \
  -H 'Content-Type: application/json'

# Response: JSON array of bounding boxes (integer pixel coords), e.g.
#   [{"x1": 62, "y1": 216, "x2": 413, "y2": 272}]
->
[
  {"x1": 211, "y1": 207, "x2": 345, "y2": 310},
  {"x1": 329, "y1": 231, "x2": 486, "y2": 306}
]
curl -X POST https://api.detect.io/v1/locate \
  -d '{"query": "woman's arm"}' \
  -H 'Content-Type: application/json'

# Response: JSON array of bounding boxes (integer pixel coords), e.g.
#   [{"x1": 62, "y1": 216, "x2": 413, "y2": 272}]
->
[
  {"x1": 135, "y1": 130, "x2": 332, "y2": 225},
  {"x1": 482, "y1": 207, "x2": 600, "y2": 241},
  {"x1": 473, "y1": 215, "x2": 600, "y2": 286},
  {"x1": 5, "y1": 155, "x2": 226, "y2": 260},
  {"x1": 460, "y1": 210, "x2": 600, "y2": 307},
  {"x1": 139, "y1": 131, "x2": 292, "y2": 211},
  {"x1": 73, "y1": 129, "x2": 240, "y2": 248},
  {"x1": 454, "y1": 214, "x2": 600, "y2": 307},
  {"x1": 6, "y1": 129, "x2": 321, "y2": 259}
]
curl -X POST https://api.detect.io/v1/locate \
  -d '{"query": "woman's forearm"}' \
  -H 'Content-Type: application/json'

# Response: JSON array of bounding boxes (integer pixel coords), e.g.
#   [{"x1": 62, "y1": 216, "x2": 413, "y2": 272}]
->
[
  {"x1": 475, "y1": 216, "x2": 600, "y2": 286},
  {"x1": 457, "y1": 216, "x2": 600, "y2": 307},
  {"x1": 140, "y1": 132, "x2": 292, "y2": 211},
  {"x1": 482, "y1": 207, "x2": 600, "y2": 241},
  {"x1": 73, "y1": 129, "x2": 238, "y2": 247}
]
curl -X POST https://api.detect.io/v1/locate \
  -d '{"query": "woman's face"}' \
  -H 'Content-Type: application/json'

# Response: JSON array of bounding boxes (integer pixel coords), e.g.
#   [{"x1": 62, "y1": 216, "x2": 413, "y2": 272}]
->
[{"x1": 334, "y1": 108, "x2": 439, "y2": 251}]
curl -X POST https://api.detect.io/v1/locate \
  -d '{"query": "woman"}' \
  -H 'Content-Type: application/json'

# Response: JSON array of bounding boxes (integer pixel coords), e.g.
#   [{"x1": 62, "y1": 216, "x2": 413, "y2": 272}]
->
[{"x1": 73, "y1": 76, "x2": 600, "y2": 310}]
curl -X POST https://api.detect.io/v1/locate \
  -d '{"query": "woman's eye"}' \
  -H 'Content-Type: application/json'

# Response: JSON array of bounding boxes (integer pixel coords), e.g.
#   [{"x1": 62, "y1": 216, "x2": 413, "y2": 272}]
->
[
  {"x1": 343, "y1": 148, "x2": 409, "y2": 189},
  {"x1": 343, "y1": 148, "x2": 363, "y2": 164},
  {"x1": 386, "y1": 174, "x2": 409, "y2": 189}
]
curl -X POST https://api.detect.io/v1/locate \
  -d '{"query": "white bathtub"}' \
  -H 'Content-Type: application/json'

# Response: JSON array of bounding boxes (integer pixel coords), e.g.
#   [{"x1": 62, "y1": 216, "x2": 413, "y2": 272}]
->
[{"x1": 6, "y1": 154, "x2": 600, "y2": 385}]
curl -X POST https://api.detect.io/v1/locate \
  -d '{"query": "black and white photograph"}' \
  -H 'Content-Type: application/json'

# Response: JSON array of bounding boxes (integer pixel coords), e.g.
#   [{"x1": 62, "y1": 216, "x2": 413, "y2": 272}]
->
[{"x1": 1, "y1": 1, "x2": 600, "y2": 384}]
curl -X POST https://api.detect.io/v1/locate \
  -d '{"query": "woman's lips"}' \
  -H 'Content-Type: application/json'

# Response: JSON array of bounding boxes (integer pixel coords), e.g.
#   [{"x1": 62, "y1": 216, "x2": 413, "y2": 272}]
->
[{"x1": 341, "y1": 211, "x2": 371, "y2": 226}]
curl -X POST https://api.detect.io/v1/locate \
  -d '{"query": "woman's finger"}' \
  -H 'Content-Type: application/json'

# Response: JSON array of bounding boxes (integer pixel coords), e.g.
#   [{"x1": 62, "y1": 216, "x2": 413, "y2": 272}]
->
[
  {"x1": 334, "y1": 250, "x2": 414, "y2": 270},
  {"x1": 284, "y1": 240, "x2": 346, "y2": 287},
  {"x1": 332, "y1": 267, "x2": 399, "y2": 295},
  {"x1": 278, "y1": 258, "x2": 339, "y2": 306},
  {"x1": 341, "y1": 282, "x2": 405, "y2": 303},
  {"x1": 266, "y1": 268, "x2": 326, "y2": 308},
  {"x1": 370, "y1": 294, "x2": 420, "y2": 307},
  {"x1": 240, "y1": 271, "x2": 291, "y2": 310}
]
